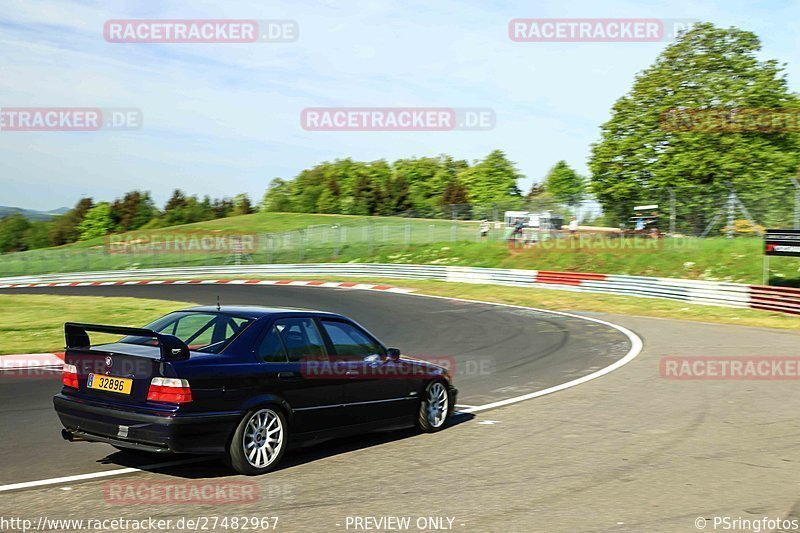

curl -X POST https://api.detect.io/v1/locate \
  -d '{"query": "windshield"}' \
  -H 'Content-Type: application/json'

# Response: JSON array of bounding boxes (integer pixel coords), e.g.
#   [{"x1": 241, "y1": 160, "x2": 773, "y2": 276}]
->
[{"x1": 121, "y1": 311, "x2": 254, "y2": 354}]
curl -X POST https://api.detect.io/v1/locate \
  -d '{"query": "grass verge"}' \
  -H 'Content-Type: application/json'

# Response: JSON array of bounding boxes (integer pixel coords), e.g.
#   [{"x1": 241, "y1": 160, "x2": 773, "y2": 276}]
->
[
  {"x1": 0, "y1": 295, "x2": 196, "y2": 354},
  {"x1": 89, "y1": 275, "x2": 800, "y2": 331},
  {"x1": 2, "y1": 274, "x2": 796, "y2": 355}
]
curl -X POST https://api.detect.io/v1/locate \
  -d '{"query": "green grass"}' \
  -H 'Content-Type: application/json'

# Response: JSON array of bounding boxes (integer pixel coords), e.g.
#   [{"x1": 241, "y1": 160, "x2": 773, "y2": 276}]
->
[
  {"x1": 1, "y1": 277, "x2": 795, "y2": 356},
  {"x1": 41, "y1": 212, "x2": 478, "y2": 250},
  {"x1": 0, "y1": 209, "x2": 796, "y2": 286},
  {"x1": 77, "y1": 275, "x2": 800, "y2": 331},
  {"x1": 0, "y1": 295, "x2": 196, "y2": 354},
  {"x1": 352, "y1": 237, "x2": 789, "y2": 284},
  {"x1": 389, "y1": 278, "x2": 800, "y2": 330}
]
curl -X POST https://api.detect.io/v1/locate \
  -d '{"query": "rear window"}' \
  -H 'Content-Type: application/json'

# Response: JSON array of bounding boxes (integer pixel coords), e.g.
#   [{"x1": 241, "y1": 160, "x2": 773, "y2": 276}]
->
[{"x1": 121, "y1": 311, "x2": 254, "y2": 353}]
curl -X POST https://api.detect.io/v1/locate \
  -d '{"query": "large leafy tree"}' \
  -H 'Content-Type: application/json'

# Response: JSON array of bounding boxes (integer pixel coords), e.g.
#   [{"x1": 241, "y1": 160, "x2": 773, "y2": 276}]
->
[
  {"x1": 0, "y1": 214, "x2": 31, "y2": 252},
  {"x1": 50, "y1": 197, "x2": 94, "y2": 245},
  {"x1": 78, "y1": 202, "x2": 114, "y2": 240},
  {"x1": 260, "y1": 178, "x2": 294, "y2": 212},
  {"x1": 460, "y1": 150, "x2": 522, "y2": 205},
  {"x1": 545, "y1": 160, "x2": 585, "y2": 207},
  {"x1": 589, "y1": 23, "x2": 800, "y2": 224},
  {"x1": 111, "y1": 190, "x2": 156, "y2": 231},
  {"x1": 232, "y1": 193, "x2": 254, "y2": 216}
]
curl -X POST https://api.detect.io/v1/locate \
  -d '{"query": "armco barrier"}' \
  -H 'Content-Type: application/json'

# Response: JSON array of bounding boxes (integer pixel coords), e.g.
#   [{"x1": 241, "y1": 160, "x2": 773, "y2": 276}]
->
[{"x1": 0, "y1": 263, "x2": 796, "y2": 315}]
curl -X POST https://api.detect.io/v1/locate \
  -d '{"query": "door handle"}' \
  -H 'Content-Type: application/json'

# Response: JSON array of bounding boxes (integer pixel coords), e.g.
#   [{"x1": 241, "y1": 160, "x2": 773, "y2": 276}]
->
[{"x1": 277, "y1": 371, "x2": 299, "y2": 379}]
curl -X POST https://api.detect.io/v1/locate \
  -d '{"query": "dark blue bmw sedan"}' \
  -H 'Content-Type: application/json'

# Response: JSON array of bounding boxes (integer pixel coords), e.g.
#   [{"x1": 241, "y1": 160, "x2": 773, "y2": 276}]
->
[{"x1": 54, "y1": 306, "x2": 457, "y2": 475}]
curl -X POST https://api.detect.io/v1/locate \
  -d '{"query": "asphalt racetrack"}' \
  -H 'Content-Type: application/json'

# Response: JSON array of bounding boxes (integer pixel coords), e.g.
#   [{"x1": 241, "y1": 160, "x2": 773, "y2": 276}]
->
[{"x1": 1, "y1": 283, "x2": 799, "y2": 531}]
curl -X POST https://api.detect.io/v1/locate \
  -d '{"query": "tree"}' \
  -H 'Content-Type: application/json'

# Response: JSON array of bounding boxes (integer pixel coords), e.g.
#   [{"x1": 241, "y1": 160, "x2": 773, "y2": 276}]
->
[
  {"x1": 0, "y1": 214, "x2": 31, "y2": 252},
  {"x1": 23, "y1": 221, "x2": 53, "y2": 250},
  {"x1": 160, "y1": 190, "x2": 216, "y2": 226},
  {"x1": 316, "y1": 176, "x2": 342, "y2": 214},
  {"x1": 78, "y1": 202, "x2": 114, "y2": 240},
  {"x1": 232, "y1": 193, "x2": 254, "y2": 216},
  {"x1": 393, "y1": 156, "x2": 447, "y2": 214},
  {"x1": 441, "y1": 179, "x2": 469, "y2": 207},
  {"x1": 545, "y1": 161, "x2": 585, "y2": 207},
  {"x1": 260, "y1": 178, "x2": 294, "y2": 212},
  {"x1": 459, "y1": 150, "x2": 522, "y2": 205},
  {"x1": 526, "y1": 182, "x2": 546, "y2": 199},
  {"x1": 50, "y1": 197, "x2": 93, "y2": 245},
  {"x1": 386, "y1": 174, "x2": 413, "y2": 213},
  {"x1": 211, "y1": 197, "x2": 234, "y2": 218},
  {"x1": 349, "y1": 174, "x2": 378, "y2": 215},
  {"x1": 589, "y1": 23, "x2": 800, "y2": 224},
  {"x1": 111, "y1": 191, "x2": 157, "y2": 231}
]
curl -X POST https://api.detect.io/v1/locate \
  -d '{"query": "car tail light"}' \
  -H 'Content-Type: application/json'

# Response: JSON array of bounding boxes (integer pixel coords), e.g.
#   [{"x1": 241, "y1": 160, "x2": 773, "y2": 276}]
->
[
  {"x1": 62, "y1": 363, "x2": 79, "y2": 389},
  {"x1": 147, "y1": 377, "x2": 192, "y2": 404}
]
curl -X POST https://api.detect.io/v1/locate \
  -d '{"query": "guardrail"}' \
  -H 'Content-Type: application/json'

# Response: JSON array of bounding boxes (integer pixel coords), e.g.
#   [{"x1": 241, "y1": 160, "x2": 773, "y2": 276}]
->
[{"x1": 0, "y1": 263, "x2": 796, "y2": 315}]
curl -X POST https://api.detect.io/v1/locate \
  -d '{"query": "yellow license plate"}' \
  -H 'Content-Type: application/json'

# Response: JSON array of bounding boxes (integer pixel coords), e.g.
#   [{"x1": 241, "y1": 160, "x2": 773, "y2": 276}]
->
[{"x1": 87, "y1": 374, "x2": 133, "y2": 395}]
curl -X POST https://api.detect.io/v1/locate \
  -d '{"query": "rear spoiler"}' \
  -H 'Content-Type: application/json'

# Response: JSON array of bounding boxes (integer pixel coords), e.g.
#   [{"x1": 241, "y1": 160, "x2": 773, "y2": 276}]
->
[{"x1": 64, "y1": 322, "x2": 190, "y2": 360}]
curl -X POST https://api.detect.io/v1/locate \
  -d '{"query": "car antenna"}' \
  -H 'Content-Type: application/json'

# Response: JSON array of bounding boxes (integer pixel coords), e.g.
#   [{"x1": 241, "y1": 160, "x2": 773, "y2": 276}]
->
[{"x1": 216, "y1": 295, "x2": 221, "y2": 311}]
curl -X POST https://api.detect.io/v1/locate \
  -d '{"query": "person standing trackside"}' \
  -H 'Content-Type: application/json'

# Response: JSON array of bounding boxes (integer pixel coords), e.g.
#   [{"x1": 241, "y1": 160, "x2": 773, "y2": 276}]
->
[
  {"x1": 568, "y1": 216, "x2": 578, "y2": 236},
  {"x1": 480, "y1": 219, "x2": 490, "y2": 239},
  {"x1": 509, "y1": 217, "x2": 525, "y2": 248}
]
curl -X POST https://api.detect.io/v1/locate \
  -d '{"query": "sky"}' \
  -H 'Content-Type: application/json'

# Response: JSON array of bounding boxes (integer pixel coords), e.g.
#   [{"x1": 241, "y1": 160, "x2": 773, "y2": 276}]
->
[{"x1": 1, "y1": 0, "x2": 799, "y2": 211}]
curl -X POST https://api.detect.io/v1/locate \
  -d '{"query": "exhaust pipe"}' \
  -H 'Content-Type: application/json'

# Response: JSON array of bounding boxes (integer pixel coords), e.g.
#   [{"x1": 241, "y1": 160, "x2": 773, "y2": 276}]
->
[{"x1": 61, "y1": 429, "x2": 84, "y2": 442}]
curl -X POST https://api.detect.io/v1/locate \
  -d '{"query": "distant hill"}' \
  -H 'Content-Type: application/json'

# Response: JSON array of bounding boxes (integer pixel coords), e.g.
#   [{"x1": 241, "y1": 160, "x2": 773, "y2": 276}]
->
[{"x1": 0, "y1": 206, "x2": 70, "y2": 221}]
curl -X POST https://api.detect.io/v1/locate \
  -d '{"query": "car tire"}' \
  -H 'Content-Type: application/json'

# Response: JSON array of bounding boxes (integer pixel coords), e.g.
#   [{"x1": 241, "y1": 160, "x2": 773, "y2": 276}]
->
[
  {"x1": 417, "y1": 381, "x2": 450, "y2": 433},
  {"x1": 226, "y1": 407, "x2": 288, "y2": 475}
]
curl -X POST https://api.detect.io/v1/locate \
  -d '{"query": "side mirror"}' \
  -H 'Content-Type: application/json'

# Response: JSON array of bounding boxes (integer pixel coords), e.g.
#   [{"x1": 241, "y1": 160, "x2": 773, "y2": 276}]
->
[{"x1": 386, "y1": 348, "x2": 401, "y2": 361}]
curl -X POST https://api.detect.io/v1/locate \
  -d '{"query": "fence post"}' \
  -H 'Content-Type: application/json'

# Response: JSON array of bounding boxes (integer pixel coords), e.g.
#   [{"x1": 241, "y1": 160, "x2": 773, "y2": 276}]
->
[
  {"x1": 298, "y1": 229, "x2": 305, "y2": 261},
  {"x1": 368, "y1": 221, "x2": 374, "y2": 256},
  {"x1": 791, "y1": 177, "x2": 800, "y2": 230},
  {"x1": 726, "y1": 190, "x2": 735, "y2": 239},
  {"x1": 333, "y1": 226, "x2": 339, "y2": 258},
  {"x1": 668, "y1": 188, "x2": 676, "y2": 236},
  {"x1": 451, "y1": 205, "x2": 457, "y2": 242}
]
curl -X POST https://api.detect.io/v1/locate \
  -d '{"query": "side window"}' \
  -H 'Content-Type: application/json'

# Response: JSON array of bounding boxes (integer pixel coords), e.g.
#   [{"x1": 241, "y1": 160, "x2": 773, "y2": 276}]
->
[
  {"x1": 321, "y1": 320, "x2": 383, "y2": 358},
  {"x1": 258, "y1": 326, "x2": 288, "y2": 363},
  {"x1": 169, "y1": 314, "x2": 216, "y2": 347},
  {"x1": 274, "y1": 318, "x2": 326, "y2": 362},
  {"x1": 225, "y1": 316, "x2": 250, "y2": 339}
]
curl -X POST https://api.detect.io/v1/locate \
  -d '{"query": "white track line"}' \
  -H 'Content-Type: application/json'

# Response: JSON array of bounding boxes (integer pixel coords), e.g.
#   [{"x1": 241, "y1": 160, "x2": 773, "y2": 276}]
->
[
  {"x1": 0, "y1": 457, "x2": 213, "y2": 493},
  {"x1": 404, "y1": 292, "x2": 643, "y2": 414},
  {"x1": 0, "y1": 283, "x2": 643, "y2": 493}
]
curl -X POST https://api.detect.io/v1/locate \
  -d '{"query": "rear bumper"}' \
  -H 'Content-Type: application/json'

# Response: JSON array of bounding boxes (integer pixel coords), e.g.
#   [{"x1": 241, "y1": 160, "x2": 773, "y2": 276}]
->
[{"x1": 53, "y1": 394, "x2": 241, "y2": 454}]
